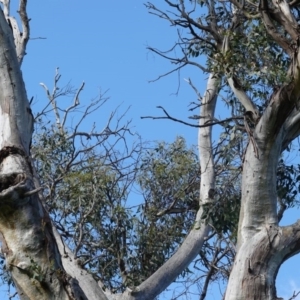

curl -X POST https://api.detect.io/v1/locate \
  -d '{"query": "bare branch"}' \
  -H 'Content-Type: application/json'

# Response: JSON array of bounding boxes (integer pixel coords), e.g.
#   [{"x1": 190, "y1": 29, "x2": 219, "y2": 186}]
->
[
  {"x1": 146, "y1": 1, "x2": 215, "y2": 35},
  {"x1": 228, "y1": 77, "x2": 259, "y2": 117},
  {"x1": 39, "y1": 79, "x2": 63, "y2": 134},
  {"x1": 288, "y1": 290, "x2": 300, "y2": 300},
  {"x1": 0, "y1": 0, "x2": 30, "y2": 65},
  {"x1": 184, "y1": 77, "x2": 202, "y2": 102},
  {"x1": 141, "y1": 105, "x2": 243, "y2": 128},
  {"x1": 62, "y1": 81, "x2": 85, "y2": 127},
  {"x1": 147, "y1": 45, "x2": 207, "y2": 83},
  {"x1": 18, "y1": 0, "x2": 30, "y2": 64}
]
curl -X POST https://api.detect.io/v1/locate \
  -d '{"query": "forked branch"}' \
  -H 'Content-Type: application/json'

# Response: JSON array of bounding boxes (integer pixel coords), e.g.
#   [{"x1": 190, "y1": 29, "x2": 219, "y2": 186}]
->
[{"x1": 0, "y1": 0, "x2": 30, "y2": 65}]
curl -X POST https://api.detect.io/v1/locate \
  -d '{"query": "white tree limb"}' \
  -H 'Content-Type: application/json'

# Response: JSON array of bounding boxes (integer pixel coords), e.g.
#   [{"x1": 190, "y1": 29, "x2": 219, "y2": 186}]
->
[
  {"x1": 195, "y1": 73, "x2": 219, "y2": 226},
  {"x1": 52, "y1": 226, "x2": 108, "y2": 300},
  {"x1": 222, "y1": 35, "x2": 259, "y2": 120}
]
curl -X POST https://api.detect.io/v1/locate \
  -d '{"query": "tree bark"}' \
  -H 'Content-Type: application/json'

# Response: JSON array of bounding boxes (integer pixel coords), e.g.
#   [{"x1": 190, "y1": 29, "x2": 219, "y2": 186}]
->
[
  {"x1": 0, "y1": 6, "x2": 107, "y2": 300},
  {"x1": 225, "y1": 26, "x2": 300, "y2": 299},
  {"x1": 225, "y1": 221, "x2": 300, "y2": 300}
]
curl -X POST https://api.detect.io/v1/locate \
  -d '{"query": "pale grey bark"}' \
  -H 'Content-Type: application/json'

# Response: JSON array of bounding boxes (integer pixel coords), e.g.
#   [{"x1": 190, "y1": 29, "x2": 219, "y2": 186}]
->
[
  {"x1": 195, "y1": 73, "x2": 219, "y2": 225},
  {"x1": 0, "y1": 0, "x2": 29, "y2": 65},
  {"x1": 225, "y1": 2, "x2": 300, "y2": 297},
  {"x1": 226, "y1": 220, "x2": 300, "y2": 300},
  {"x1": 226, "y1": 76, "x2": 259, "y2": 120},
  {"x1": 237, "y1": 133, "x2": 281, "y2": 248},
  {"x1": 52, "y1": 227, "x2": 108, "y2": 300},
  {"x1": 0, "y1": 3, "x2": 93, "y2": 300}
]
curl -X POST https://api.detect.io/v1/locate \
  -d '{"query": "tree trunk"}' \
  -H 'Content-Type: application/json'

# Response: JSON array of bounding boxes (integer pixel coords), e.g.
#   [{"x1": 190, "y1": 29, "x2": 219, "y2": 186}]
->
[
  {"x1": 225, "y1": 46, "x2": 300, "y2": 299},
  {"x1": 225, "y1": 221, "x2": 300, "y2": 300},
  {"x1": 0, "y1": 7, "x2": 108, "y2": 300}
]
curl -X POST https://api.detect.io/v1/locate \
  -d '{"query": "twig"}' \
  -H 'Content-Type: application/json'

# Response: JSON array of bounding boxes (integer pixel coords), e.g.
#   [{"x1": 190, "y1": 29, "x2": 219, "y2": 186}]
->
[
  {"x1": 141, "y1": 106, "x2": 243, "y2": 128},
  {"x1": 288, "y1": 290, "x2": 300, "y2": 300}
]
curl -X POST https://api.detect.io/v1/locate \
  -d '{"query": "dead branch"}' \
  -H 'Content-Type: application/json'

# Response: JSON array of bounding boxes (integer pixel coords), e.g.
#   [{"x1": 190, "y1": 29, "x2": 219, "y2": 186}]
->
[{"x1": 141, "y1": 105, "x2": 243, "y2": 128}]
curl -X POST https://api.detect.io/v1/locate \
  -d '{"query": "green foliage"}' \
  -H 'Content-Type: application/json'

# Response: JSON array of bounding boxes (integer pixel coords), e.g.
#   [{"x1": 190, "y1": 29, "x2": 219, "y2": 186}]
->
[
  {"x1": 32, "y1": 108, "x2": 205, "y2": 293},
  {"x1": 29, "y1": 110, "x2": 300, "y2": 295},
  {"x1": 277, "y1": 159, "x2": 300, "y2": 209},
  {"x1": 133, "y1": 137, "x2": 200, "y2": 281},
  {"x1": 201, "y1": 193, "x2": 240, "y2": 236},
  {"x1": 138, "y1": 137, "x2": 200, "y2": 221},
  {"x1": 32, "y1": 126, "x2": 134, "y2": 291}
]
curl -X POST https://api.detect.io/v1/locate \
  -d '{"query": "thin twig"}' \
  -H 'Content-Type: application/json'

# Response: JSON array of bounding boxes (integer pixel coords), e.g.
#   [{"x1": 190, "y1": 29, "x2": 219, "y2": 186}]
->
[{"x1": 141, "y1": 106, "x2": 243, "y2": 128}]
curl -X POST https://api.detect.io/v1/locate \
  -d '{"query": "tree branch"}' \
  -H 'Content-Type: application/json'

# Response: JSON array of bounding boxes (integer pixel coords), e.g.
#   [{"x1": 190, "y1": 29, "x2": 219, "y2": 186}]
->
[
  {"x1": 0, "y1": 0, "x2": 30, "y2": 65},
  {"x1": 141, "y1": 105, "x2": 243, "y2": 128},
  {"x1": 259, "y1": 0, "x2": 293, "y2": 56}
]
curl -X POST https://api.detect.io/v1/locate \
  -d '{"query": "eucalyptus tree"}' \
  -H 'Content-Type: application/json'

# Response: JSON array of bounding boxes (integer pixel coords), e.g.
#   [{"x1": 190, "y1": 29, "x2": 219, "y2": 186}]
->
[
  {"x1": 143, "y1": 0, "x2": 300, "y2": 299},
  {"x1": 1, "y1": 0, "x2": 300, "y2": 300}
]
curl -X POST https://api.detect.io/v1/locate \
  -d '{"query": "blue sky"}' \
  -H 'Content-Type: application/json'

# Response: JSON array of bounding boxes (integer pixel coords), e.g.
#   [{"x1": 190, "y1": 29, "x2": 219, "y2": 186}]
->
[
  {"x1": 0, "y1": 1, "x2": 300, "y2": 299},
  {"x1": 22, "y1": 0, "x2": 202, "y2": 145}
]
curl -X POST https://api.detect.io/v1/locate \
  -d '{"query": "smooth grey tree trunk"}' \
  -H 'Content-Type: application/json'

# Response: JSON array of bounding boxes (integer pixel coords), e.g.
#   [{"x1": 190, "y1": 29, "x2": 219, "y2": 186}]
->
[{"x1": 224, "y1": 23, "x2": 300, "y2": 300}]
